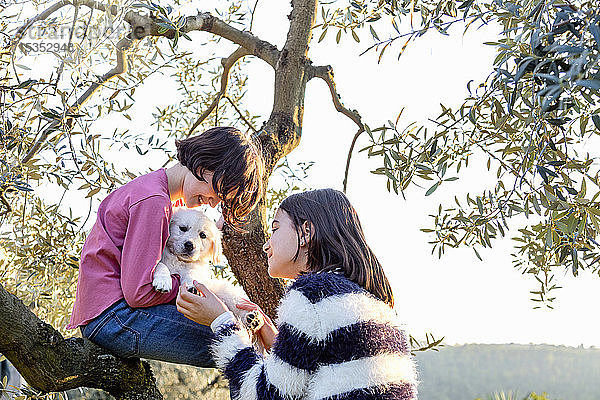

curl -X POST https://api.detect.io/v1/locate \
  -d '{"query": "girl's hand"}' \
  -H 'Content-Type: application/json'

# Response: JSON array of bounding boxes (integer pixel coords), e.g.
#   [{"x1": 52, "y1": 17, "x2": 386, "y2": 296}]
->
[
  {"x1": 176, "y1": 281, "x2": 230, "y2": 326},
  {"x1": 236, "y1": 299, "x2": 279, "y2": 351}
]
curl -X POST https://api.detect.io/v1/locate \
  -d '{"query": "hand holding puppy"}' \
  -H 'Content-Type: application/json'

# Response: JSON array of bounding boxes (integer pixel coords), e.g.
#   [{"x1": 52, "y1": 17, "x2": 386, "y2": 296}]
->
[{"x1": 176, "y1": 281, "x2": 230, "y2": 326}]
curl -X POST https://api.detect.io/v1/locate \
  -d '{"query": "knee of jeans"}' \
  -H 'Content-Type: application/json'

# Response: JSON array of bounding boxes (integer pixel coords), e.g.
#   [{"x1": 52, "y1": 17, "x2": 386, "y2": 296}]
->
[{"x1": 85, "y1": 311, "x2": 140, "y2": 358}]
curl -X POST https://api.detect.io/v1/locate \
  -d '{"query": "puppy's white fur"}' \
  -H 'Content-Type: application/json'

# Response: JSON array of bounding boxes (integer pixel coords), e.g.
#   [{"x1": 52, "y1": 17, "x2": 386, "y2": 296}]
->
[{"x1": 152, "y1": 207, "x2": 257, "y2": 329}]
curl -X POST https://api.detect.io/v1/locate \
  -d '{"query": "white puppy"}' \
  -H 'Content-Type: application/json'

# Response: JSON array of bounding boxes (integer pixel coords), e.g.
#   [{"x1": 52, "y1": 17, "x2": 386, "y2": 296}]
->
[{"x1": 152, "y1": 208, "x2": 262, "y2": 331}]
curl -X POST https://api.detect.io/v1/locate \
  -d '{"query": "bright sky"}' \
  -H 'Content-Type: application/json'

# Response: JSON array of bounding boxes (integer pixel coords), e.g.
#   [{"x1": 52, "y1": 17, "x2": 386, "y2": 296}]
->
[{"x1": 17, "y1": 0, "x2": 600, "y2": 347}]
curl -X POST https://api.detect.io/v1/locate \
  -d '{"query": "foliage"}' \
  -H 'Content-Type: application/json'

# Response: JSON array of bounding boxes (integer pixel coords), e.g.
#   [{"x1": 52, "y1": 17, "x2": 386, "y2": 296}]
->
[
  {"x1": 478, "y1": 392, "x2": 554, "y2": 400},
  {"x1": 525, "y1": 393, "x2": 553, "y2": 400},
  {"x1": 0, "y1": 198, "x2": 84, "y2": 330},
  {"x1": 317, "y1": 0, "x2": 600, "y2": 307}
]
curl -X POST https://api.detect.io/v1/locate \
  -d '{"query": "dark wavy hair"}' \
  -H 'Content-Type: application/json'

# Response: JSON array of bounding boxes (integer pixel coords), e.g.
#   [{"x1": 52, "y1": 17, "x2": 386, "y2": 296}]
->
[
  {"x1": 279, "y1": 188, "x2": 394, "y2": 308},
  {"x1": 176, "y1": 127, "x2": 264, "y2": 227}
]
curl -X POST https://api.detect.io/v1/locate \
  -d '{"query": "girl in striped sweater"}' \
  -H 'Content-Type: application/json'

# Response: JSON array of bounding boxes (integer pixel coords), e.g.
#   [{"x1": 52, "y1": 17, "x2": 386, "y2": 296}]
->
[{"x1": 176, "y1": 188, "x2": 418, "y2": 399}]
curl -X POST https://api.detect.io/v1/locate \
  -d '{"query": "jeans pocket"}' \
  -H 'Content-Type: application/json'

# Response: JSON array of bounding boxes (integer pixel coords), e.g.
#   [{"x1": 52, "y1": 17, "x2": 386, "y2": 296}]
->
[{"x1": 86, "y1": 311, "x2": 140, "y2": 358}]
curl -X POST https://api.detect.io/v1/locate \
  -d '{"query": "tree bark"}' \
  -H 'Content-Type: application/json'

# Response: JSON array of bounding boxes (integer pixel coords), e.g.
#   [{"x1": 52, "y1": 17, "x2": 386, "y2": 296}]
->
[{"x1": 0, "y1": 283, "x2": 162, "y2": 399}]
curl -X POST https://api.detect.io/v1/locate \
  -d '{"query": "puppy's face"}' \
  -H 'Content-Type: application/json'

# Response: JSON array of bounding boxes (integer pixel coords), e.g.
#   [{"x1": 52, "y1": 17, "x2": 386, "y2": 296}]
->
[{"x1": 167, "y1": 208, "x2": 223, "y2": 264}]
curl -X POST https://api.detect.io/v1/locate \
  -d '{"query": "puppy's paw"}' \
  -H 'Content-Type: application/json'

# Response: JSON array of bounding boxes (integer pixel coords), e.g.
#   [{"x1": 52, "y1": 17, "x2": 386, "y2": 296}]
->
[
  {"x1": 186, "y1": 283, "x2": 199, "y2": 295},
  {"x1": 153, "y1": 274, "x2": 172, "y2": 293},
  {"x1": 244, "y1": 310, "x2": 264, "y2": 332},
  {"x1": 152, "y1": 263, "x2": 172, "y2": 293}
]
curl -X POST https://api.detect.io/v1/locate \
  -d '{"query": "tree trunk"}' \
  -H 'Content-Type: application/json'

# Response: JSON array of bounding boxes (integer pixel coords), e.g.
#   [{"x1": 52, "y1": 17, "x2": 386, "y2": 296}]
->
[{"x1": 223, "y1": 0, "x2": 318, "y2": 319}]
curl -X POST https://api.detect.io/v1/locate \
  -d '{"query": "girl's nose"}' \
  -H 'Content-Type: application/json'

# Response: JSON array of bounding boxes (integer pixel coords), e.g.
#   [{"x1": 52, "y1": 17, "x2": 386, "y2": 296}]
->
[{"x1": 262, "y1": 240, "x2": 270, "y2": 253}]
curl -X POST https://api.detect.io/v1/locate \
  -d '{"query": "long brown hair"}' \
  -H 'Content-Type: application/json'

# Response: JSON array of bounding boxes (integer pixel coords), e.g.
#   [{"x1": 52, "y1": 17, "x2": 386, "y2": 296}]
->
[
  {"x1": 279, "y1": 189, "x2": 394, "y2": 307},
  {"x1": 176, "y1": 127, "x2": 264, "y2": 227}
]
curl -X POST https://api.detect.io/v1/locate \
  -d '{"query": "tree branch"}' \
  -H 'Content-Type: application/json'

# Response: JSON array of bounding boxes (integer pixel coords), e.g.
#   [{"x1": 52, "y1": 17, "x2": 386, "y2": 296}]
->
[
  {"x1": 309, "y1": 64, "x2": 364, "y2": 192},
  {"x1": 12, "y1": 0, "x2": 280, "y2": 70},
  {"x1": 249, "y1": 0, "x2": 261, "y2": 31},
  {"x1": 188, "y1": 46, "x2": 250, "y2": 136},
  {"x1": 12, "y1": 0, "x2": 70, "y2": 41},
  {"x1": 54, "y1": 1, "x2": 80, "y2": 90},
  {"x1": 309, "y1": 64, "x2": 362, "y2": 128},
  {"x1": 0, "y1": 282, "x2": 162, "y2": 400},
  {"x1": 223, "y1": 94, "x2": 259, "y2": 134},
  {"x1": 10, "y1": 0, "x2": 71, "y2": 58},
  {"x1": 0, "y1": 192, "x2": 11, "y2": 216},
  {"x1": 343, "y1": 127, "x2": 365, "y2": 192},
  {"x1": 258, "y1": 0, "x2": 319, "y2": 168},
  {"x1": 14, "y1": 0, "x2": 281, "y2": 161},
  {"x1": 21, "y1": 35, "x2": 134, "y2": 164},
  {"x1": 70, "y1": 0, "x2": 280, "y2": 67}
]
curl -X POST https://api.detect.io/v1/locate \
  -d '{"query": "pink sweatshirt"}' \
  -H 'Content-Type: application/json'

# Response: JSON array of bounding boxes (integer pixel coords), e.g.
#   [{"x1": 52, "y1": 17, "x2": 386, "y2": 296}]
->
[{"x1": 67, "y1": 169, "x2": 180, "y2": 329}]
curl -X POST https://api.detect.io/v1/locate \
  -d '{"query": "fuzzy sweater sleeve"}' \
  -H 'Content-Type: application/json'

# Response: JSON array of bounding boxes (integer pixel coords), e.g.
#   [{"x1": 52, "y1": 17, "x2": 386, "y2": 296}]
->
[
  {"x1": 210, "y1": 320, "x2": 314, "y2": 400},
  {"x1": 210, "y1": 273, "x2": 418, "y2": 400}
]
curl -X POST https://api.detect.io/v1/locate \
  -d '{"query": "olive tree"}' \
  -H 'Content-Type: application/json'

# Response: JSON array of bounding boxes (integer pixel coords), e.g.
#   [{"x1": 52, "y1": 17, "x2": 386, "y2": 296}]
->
[{"x1": 0, "y1": 0, "x2": 436, "y2": 398}]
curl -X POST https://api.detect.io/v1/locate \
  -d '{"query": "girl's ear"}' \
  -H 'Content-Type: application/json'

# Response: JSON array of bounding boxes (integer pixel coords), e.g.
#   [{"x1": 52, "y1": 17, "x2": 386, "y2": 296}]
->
[{"x1": 300, "y1": 221, "x2": 314, "y2": 245}]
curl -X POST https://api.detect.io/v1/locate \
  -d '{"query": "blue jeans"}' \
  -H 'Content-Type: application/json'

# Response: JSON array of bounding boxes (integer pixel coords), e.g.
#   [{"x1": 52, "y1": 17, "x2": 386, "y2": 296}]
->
[{"x1": 81, "y1": 299, "x2": 215, "y2": 368}]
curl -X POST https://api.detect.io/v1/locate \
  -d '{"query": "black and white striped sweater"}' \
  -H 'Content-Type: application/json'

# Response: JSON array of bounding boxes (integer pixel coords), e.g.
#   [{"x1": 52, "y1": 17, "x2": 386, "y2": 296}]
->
[{"x1": 211, "y1": 272, "x2": 418, "y2": 400}]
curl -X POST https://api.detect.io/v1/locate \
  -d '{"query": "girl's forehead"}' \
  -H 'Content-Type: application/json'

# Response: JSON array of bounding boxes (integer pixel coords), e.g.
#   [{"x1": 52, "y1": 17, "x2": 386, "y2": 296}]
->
[{"x1": 273, "y1": 208, "x2": 290, "y2": 223}]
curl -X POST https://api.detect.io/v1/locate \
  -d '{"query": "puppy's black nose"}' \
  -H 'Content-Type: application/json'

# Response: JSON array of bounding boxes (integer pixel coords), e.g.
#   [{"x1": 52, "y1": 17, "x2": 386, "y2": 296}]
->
[{"x1": 184, "y1": 241, "x2": 194, "y2": 251}]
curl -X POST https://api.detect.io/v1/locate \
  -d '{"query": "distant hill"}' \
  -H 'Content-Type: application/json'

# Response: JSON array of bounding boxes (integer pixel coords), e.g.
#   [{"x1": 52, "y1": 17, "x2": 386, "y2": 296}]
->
[{"x1": 415, "y1": 344, "x2": 600, "y2": 400}]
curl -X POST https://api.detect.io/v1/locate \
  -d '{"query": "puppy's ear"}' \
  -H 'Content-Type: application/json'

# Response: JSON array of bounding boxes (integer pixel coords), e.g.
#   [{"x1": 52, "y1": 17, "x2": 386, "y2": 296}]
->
[{"x1": 209, "y1": 228, "x2": 225, "y2": 266}]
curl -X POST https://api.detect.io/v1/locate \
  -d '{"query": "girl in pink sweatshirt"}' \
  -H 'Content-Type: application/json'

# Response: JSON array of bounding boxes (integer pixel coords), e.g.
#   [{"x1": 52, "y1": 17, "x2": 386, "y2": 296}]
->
[{"x1": 67, "y1": 126, "x2": 264, "y2": 367}]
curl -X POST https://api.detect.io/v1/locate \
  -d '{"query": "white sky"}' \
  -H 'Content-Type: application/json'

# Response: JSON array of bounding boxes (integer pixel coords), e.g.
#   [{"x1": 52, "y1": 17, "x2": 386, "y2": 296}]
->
[{"x1": 15, "y1": 0, "x2": 600, "y2": 347}]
